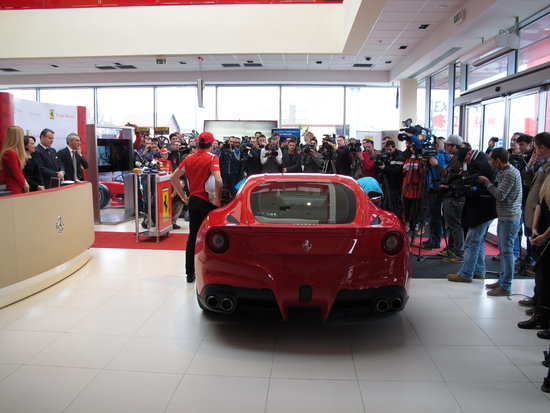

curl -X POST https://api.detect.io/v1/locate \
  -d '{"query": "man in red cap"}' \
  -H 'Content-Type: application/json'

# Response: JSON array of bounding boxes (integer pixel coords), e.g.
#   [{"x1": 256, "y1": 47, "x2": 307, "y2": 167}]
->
[{"x1": 171, "y1": 131, "x2": 223, "y2": 282}]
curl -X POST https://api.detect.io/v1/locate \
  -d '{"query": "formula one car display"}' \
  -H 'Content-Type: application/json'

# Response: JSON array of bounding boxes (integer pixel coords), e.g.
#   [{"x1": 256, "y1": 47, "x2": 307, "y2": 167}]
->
[{"x1": 195, "y1": 173, "x2": 411, "y2": 320}]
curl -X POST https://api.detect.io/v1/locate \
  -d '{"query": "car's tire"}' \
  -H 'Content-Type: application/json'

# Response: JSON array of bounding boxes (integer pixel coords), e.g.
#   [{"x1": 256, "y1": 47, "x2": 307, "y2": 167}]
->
[{"x1": 98, "y1": 184, "x2": 110, "y2": 209}]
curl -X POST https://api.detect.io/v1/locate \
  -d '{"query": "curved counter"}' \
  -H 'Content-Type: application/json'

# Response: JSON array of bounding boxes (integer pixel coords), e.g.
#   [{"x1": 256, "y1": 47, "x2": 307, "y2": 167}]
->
[{"x1": 0, "y1": 183, "x2": 94, "y2": 308}]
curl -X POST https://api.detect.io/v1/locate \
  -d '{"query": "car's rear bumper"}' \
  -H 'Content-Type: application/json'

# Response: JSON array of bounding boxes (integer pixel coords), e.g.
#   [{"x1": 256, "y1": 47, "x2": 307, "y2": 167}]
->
[{"x1": 197, "y1": 283, "x2": 408, "y2": 320}]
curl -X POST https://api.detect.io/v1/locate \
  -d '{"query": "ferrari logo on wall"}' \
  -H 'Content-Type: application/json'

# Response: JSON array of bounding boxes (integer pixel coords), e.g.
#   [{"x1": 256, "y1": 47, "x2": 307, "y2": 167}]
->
[
  {"x1": 162, "y1": 190, "x2": 169, "y2": 219},
  {"x1": 49, "y1": 109, "x2": 55, "y2": 119}
]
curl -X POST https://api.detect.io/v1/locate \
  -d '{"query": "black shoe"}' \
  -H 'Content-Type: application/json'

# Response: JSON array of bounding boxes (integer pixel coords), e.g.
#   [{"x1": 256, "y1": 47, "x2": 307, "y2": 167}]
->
[
  {"x1": 518, "y1": 297, "x2": 534, "y2": 307},
  {"x1": 537, "y1": 329, "x2": 550, "y2": 340},
  {"x1": 525, "y1": 307, "x2": 535, "y2": 316},
  {"x1": 186, "y1": 274, "x2": 195, "y2": 283},
  {"x1": 517, "y1": 315, "x2": 549, "y2": 330},
  {"x1": 421, "y1": 241, "x2": 434, "y2": 250},
  {"x1": 172, "y1": 224, "x2": 181, "y2": 229}
]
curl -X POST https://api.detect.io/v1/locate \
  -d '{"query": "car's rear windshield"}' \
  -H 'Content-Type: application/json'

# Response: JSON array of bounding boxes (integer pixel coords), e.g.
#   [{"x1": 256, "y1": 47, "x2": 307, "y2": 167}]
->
[{"x1": 250, "y1": 181, "x2": 356, "y2": 224}]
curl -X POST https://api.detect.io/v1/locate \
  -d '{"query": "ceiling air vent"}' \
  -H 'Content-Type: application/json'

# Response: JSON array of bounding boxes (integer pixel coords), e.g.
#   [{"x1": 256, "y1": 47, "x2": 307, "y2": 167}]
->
[
  {"x1": 117, "y1": 65, "x2": 137, "y2": 69},
  {"x1": 0, "y1": 68, "x2": 19, "y2": 72},
  {"x1": 353, "y1": 64, "x2": 373, "y2": 68},
  {"x1": 222, "y1": 63, "x2": 241, "y2": 68},
  {"x1": 243, "y1": 63, "x2": 262, "y2": 67},
  {"x1": 96, "y1": 66, "x2": 117, "y2": 70}
]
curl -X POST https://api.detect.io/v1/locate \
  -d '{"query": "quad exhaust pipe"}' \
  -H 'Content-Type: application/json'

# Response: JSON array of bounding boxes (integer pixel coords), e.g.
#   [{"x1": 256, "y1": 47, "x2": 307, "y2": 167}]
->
[{"x1": 205, "y1": 295, "x2": 235, "y2": 312}]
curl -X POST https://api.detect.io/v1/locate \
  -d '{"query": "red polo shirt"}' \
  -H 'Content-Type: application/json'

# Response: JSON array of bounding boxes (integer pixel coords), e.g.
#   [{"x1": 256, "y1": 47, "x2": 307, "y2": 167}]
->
[{"x1": 178, "y1": 149, "x2": 220, "y2": 202}]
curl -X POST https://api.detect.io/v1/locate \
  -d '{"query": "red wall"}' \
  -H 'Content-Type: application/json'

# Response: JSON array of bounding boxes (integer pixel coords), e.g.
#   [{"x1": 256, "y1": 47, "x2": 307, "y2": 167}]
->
[{"x1": 0, "y1": 92, "x2": 15, "y2": 149}]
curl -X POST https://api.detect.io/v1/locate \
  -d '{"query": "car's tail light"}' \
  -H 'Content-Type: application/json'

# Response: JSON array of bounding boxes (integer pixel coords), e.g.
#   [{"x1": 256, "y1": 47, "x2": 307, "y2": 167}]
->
[
  {"x1": 382, "y1": 231, "x2": 403, "y2": 255},
  {"x1": 206, "y1": 229, "x2": 229, "y2": 254}
]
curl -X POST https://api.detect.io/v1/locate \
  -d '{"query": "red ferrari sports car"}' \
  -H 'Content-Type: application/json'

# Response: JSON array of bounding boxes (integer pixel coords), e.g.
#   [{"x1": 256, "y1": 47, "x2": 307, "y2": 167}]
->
[{"x1": 195, "y1": 173, "x2": 411, "y2": 320}]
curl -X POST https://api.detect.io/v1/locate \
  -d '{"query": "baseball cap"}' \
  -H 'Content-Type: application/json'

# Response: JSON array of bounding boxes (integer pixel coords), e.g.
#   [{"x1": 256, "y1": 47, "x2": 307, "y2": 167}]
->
[
  {"x1": 198, "y1": 132, "x2": 215, "y2": 144},
  {"x1": 160, "y1": 147, "x2": 169, "y2": 154},
  {"x1": 445, "y1": 135, "x2": 463, "y2": 146}
]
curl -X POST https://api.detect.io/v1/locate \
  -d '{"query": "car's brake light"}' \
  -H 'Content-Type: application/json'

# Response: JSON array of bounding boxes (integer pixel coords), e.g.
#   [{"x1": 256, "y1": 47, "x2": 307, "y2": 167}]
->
[
  {"x1": 206, "y1": 229, "x2": 229, "y2": 254},
  {"x1": 382, "y1": 231, "x2": 403, "y2": 255}
]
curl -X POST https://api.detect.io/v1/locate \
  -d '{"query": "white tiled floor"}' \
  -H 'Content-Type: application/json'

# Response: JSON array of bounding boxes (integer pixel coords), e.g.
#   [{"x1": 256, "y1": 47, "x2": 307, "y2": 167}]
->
[{"x1": 1, "y1": 229, "x2": 550, "y2": 412}]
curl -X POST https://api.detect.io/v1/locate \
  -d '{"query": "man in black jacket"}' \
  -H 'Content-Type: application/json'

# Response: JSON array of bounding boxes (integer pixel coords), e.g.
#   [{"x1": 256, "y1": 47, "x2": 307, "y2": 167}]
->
[
  {"x1": 377, "y1": 140, "x2": 404, "y2": 217},
  {"x1": 448, "y1": 149, "x2": 497, "y2": 283},
  {"x1": 282, "y1": 138, "x2": 301, "y2": 173},
  {"x1": 34, "y1": 128, "x2": 64, "y2": 188},
  {"x1": 58, "y1": 133, "x2": 89, "y2": 181}
]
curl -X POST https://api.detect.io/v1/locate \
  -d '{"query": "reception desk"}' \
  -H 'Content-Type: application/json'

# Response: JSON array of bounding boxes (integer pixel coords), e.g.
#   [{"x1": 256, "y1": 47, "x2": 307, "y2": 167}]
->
[{"x1": 0, "y1": 183, "x2": 94, "y2": 308}]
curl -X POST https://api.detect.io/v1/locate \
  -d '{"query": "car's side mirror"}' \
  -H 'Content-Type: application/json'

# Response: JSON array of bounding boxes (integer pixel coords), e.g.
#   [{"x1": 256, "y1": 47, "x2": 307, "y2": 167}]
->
[{"x1": 367, "y1": 191, "x2": 383, "y2": 207}]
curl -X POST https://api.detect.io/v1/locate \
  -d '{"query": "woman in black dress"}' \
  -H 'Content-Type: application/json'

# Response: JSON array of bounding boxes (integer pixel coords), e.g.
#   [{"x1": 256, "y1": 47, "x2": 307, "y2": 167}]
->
[{"x1": 23, "y1": 136, "x2": 45, "y2": 191}]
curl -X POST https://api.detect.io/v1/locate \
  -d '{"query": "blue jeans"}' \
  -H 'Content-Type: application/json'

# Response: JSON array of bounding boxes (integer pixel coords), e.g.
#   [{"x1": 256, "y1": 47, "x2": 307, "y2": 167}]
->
[
  {"x1": 458, "y1": 220, "x2": 492, "y2": 280},
  {"x1": 497, "y1": 219, "x2": 521, "y2": 291}
]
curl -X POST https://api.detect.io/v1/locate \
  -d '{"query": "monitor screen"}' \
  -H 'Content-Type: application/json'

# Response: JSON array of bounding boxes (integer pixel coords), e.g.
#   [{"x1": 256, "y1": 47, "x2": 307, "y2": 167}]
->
[{"x1": 97, "y1": 138, "x2": 132, "y2": 173}]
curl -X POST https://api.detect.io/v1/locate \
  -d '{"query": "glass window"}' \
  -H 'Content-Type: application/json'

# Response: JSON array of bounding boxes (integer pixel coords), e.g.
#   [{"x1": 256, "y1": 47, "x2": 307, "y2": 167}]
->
[
  {"x1": 467, "y1": 54, "x2": 508, "y2": 89},
  {"x1": 281, "y1": 86, "x2": 344, "y2": 138},
  {"x1": 1, "y1": 88, "x2": 36, "y2": 100},
  {"x1": 416, "y1": 79, "x2": 426, "y2": 127},
  {"x1": 39, "y1": 88, "x2": 94, "y2": 124},
  {"x1": 465, "y1": 105, "x2": 482, "y2": 150},
  {"x1": 156, "y1": 86, "x2": 215, "y2": 133},
  {"x1": 430, "y1": 68, "x2": 449, "y2": 138},
  {"x1": 97, "y1": 87, "x2": 154, "y2": 127},
  {"x1": 345, "y1": 86, "x2": 399, "y2": 139},
  {"x1": 483, "y1": 100, "x2": 505, "y2": 150},
  {"x1": 518, "y1": 13, "x2": 550, "y2": 72},
  {"x1": 250, "y1": 181, "x2": 356, "y2": 224},
  {"x1": 454, "y1": 64, "x2": 462, "y2": 100},
  {"x1": 218, "y1": 86, "x2": 279, "y2": 121},
  {"x1": 508, "y1": 92, "x2": 539, "y2": 138},
  {"x1": 546, "y1": 91, "x2": 550, "y2": 132}
]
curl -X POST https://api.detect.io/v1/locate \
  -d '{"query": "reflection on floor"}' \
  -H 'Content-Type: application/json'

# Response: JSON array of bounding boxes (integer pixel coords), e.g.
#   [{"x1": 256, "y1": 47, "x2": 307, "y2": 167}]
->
[{"x1": 0, "y1": 224, "x2": 549, "y2": 412}]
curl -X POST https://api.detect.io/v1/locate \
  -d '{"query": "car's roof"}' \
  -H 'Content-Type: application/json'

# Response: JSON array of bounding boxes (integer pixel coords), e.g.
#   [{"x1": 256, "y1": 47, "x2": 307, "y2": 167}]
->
[{"x1": 242, "y1": 173, "x2": 358, "y2": 187}]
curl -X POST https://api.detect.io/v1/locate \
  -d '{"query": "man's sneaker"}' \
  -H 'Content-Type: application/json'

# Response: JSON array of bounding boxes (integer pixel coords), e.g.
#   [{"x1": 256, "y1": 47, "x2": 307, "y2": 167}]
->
[
  {"x1": 437, "y1": 249, "x2": 450, "y2": 257},
  {"x1": 447, "y1": 273, "x2": 472, "y2": 283},
  {"x1": 485, "y1": 281, "x2": 500, "y2": 289},
  {"x1": 473, "y1": 274, "x2": 485, "y2": 280},
  {"x1": 487, "y1": 286, "x2": 511, "y2": 296},
  {"x1": 443, "y1": 252, "x2": 463, "y2": 263}
]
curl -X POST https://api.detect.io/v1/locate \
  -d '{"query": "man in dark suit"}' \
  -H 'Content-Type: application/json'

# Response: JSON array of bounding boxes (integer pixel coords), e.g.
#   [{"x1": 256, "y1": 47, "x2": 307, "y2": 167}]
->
[
  {"x1": 34, "y1": 128, "x2": 65, "y2": 188},
  {"x1": 58, "y1": 133, "x2": 88, "y2": 181}
]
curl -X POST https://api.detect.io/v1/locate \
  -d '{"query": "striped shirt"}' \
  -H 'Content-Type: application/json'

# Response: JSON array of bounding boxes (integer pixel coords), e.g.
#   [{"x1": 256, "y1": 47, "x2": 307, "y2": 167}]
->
[{"x1": 484, "y1": 165, "x2": 522, "y2": 221}]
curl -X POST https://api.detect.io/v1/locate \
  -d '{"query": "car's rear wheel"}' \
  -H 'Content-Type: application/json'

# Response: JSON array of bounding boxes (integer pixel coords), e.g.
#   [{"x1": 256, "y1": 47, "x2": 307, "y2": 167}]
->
[{"x1": 98, "y1": 184, "x2": 110, "y2": 209}]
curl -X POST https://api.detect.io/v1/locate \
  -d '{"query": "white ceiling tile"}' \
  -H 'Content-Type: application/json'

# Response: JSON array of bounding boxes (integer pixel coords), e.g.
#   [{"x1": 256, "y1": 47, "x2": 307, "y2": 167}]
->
[{"x1": 384, "y1": 0, "x2": 429, "y2": 13}]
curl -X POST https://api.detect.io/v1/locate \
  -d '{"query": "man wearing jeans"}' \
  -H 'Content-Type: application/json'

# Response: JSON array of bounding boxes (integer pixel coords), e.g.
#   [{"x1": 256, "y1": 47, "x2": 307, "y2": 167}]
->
[
  {"x1": 478, "y1": 148, "x2": 523, "y2": 296},
  {"x1": 447, "y1": 149, "x2": 497, "y2": 284}
]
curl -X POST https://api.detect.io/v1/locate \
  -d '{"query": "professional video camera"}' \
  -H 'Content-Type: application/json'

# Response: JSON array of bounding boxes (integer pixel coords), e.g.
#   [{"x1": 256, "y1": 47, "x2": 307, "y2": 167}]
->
[
  {"x1": 374, "y1": 153, "x2": 391, "y2": 167},
  {"x1": 347, "y1": 141, "x2": 362, "y2": 153},
  {"x1": 300, "y1": 143, "x2": 313, "y2": 154},
  {"x1": 442, "y1": 169, "x2": 490, "y2": 197},
  {"x1": 397, "y1": 118, "x2": 437, "y2": 159},
  {"x1": 239, "y1": 137, "x2": 255, "y2": 160}
]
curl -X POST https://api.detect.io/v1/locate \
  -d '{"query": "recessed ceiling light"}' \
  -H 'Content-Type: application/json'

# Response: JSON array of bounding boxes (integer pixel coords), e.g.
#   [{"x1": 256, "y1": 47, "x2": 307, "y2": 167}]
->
[
  {"x1": 418, "y1": 24, "x2": 430, "y2": 30},
  {"x1": 316, "y1": 61, "x2": 322, "y2": 64},
  {"x1": 365, "y1": 57, "x2": 372, "y2": 61},
  {"x1": 114, "y1": 62, "x2": 122, "y2": 66},
  {"x1": 399, "y1": 45, "x2": 408, "y2": 50},
  {"x1": 385, "y1": 61, "x2": 392, "y2": 64},
  {"x1": 51, "y1": 64, "x2": 59, "y2": 68},
  {"x1": 179, "y1": 61, "x2": 187, "y2": 64},
  {"x1": 246, "y1": 60, "x2": 253, "y2": 64},
  {"x1": 437, "y1": 4, "x2": 449, "y2": 9}
]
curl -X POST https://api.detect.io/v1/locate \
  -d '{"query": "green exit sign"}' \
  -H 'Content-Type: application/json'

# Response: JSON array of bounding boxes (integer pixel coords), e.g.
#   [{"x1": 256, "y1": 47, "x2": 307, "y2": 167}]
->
[{"x1": 156, "y1": 59, "x2": 166, "y2": 65}]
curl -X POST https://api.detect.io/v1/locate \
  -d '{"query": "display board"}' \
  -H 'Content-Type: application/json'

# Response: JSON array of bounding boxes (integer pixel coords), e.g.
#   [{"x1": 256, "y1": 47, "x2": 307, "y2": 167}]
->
[{"x1": 203, "y1": 120, "x2": 277, "y2": 141}]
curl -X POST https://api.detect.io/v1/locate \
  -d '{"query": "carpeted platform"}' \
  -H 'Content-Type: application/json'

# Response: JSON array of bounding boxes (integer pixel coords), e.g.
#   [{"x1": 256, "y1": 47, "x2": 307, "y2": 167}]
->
[
  {"x1": 408, "y1": 237, "x2": 500, "y2": 256},
  {"x1": 92, "y1": 231, "x2": 188, "y2": 250}
]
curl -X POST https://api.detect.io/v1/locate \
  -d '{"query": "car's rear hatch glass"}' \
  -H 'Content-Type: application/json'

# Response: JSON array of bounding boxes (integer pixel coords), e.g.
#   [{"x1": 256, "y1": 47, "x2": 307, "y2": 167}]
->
[{"x1": 249, "y1": 181, "x2": 356, "y2": 224}]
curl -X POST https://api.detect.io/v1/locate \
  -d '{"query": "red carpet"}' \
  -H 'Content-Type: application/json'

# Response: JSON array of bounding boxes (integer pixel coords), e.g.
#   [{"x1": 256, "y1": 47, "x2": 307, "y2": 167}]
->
[
  {"x1": 409, "y1": 237, "x2": 500, "y2": 256},
  {"x1": 92, "y1": 231, "x2": 188, "y2": 250}
]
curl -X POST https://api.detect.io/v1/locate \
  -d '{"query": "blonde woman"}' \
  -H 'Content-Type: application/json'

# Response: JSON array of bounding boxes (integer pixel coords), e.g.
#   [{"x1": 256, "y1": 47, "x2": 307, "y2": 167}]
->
[{"x1": 0, "y1": 126, "x2": 29, "y2": 194}]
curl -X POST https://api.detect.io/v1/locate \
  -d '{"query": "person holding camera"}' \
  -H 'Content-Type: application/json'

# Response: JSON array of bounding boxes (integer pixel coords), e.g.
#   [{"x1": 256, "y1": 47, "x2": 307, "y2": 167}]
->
[
  {"x1": 318, "y1": 136, "x2": 337, "y2": 173},
  {"x1": 282, "y1": 138, "x2": 302, "y2": 173},
  {"x1": 431, "y1": 135, "x2": 466, "y2": 261},
  {"x1": 219, "y1": 136, "x2": 241, "y2": 197},
  {"x1": 477, "y1": 148, "x2": 523, "y2": 296},
  {"x1": 447, "y1": 148, "x2": 497, "y2": 285},
  {"x1": 261, "y1": 135, "x2": 283, "y2": 173},
  {"x1": 300, "y1": 138, "x2": 322, "y2": 173},
  {"x1": 242, "y1": 136, "x2": 262, "y2": 177},
  {"x1": 377, "y1": 140, "x2": 404, "y2": 217},
  {"x1": 335, "y1": 135, "x2": 352, "y2": 176}
]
